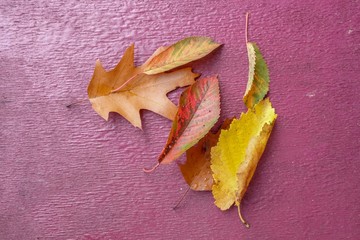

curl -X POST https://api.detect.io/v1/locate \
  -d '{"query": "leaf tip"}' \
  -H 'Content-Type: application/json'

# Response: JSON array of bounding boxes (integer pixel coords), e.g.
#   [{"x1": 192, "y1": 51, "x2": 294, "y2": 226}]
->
[
  {"x1": 134, "y1": 121, "x2": 143, "y2": 130},
  {"x1": 101, "y1": 112, "x2": 110, "y2": 121},
  {"x1": 214, "y1": 42, "x2": 223, "y2": 48},
  {"x1": 188, "y1": 68, "x2": 201, "y2": 79},
  {"x1": 94, "y1": 59, "x2": 104, "y2": 70}
]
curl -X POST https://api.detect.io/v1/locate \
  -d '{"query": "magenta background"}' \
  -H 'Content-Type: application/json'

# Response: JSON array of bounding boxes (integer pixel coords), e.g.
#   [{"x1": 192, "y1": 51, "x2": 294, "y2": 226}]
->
[{"x1": 1, "y1": 0, "x2": 359, "y2": 239}]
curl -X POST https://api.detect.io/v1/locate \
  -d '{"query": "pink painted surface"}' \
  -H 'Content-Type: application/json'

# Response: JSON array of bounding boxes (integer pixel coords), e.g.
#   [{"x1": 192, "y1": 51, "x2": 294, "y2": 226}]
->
[{"x1": 1, "y1": 0, "x2": 359, "y2": 239}]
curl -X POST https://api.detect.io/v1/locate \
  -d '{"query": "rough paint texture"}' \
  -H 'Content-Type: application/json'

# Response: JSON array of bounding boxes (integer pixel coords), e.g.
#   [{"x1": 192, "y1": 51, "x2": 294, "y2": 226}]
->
[{"x1": 0, "y1": 0, "x2": 359, "y2": 239}]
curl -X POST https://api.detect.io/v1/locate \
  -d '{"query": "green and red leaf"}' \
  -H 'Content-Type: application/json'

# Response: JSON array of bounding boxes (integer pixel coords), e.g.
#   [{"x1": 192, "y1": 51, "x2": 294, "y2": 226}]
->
[
  {"x1": 243, "y1": 42, "x2": 269, "y2": 109},
  {"x1": 143, "y1": 37, "x2": 221, "y2": 75},
  {"x1": 158, "y1": 75, "x2": 221, "y2": 164}
]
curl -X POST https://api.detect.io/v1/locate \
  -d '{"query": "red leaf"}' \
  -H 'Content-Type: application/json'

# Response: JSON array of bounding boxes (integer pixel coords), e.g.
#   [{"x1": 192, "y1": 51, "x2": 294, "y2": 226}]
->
[{"x1": 158, "y1": 76, "x2": 221, "y2": 165}]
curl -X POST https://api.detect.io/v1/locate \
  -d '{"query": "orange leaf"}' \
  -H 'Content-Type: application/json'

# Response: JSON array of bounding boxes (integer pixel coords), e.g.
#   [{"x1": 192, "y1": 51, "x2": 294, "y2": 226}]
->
[
  {"x1": 179, "y1": 118, "x2": 233, "y2": 191},
  {"x1": 87, "y1": 44, "x2": 199, "y2": 128}
]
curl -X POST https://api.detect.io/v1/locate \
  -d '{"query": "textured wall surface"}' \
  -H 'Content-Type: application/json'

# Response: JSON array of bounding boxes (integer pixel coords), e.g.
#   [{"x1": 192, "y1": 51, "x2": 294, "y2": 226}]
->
[{"x1": 1, "y1": 0, "x2": 359, "y2": 239}]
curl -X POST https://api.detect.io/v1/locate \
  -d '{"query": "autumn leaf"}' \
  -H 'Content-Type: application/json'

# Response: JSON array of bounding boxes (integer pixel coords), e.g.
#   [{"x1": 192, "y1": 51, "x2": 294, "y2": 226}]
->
[
  {"x1": 243, "y1": 42, "x2": 269, "y2": 109},
  {"x1": 142, "y1": 37, "x2": 221, "y2": 75},
  {"x1": 210, "y1": 98, "x2": 277, "y2": 227},
  {"x1": 87, "y1": 44, "x2": 199, "y2": 129},
  {"x1": 243, "y1": 13, "x2": 269, "y2": 109},
  {"x1": 88, "y1": 37, "x2": 220, "y2": 128},
  {"x1": 158, "y1": 75, "x2": 221, "y2": 164},
  {"x1": 145, "y1": 76, "x2": 220, "y2": 171},
  {"x1": 179, "y1": 118, "x2": 233, "y2": 191}
]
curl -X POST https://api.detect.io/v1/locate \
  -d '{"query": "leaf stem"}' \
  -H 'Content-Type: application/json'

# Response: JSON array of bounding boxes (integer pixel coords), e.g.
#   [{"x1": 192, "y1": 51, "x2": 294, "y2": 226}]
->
[
  {"x1": 66, "y1": 98, "x2": 88, "y2": 108},
  {"x1": 173, "y1": 186, "x2": 191, "y2": 210},
  {"x1": 143, "y1": 162, "x2": 160, "y2": 173},
  {"x1": 237, "y1": 204, "x2": 250, "y2": 228},
  {"x1": 111, "y1": 74, "x2": 138, "y2": 93},
  {"x1": 245, "y1": 12, "x2": 249, "y2": 43}
]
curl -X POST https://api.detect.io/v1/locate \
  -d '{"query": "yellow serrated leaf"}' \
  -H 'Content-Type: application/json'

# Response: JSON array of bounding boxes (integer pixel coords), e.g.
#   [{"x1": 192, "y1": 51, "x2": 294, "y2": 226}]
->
[{"x1": 210, "y1": 98, "x2": 277, "y2": 227}]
